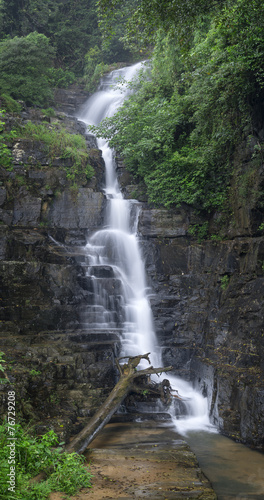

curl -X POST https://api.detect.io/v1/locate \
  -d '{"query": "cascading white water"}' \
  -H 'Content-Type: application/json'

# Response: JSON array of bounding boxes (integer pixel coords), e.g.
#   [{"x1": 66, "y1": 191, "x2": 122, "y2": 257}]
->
[{"x1": 77, "y1": 62, "x2": 215, "y2": 435}]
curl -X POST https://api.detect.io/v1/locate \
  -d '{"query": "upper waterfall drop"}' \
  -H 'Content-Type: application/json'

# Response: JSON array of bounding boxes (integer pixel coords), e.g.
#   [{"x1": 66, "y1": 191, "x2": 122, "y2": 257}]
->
[
  {"x1": 76, "y1": 62, "x2": 215, "y2": 435},
  {"x1": 78, "y1": 61, "x2": 144, "y2": 201}
]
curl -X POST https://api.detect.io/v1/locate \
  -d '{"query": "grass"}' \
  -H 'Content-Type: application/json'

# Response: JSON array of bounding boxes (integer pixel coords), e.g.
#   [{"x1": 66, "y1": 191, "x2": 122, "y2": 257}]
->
[{"x1": 17, "y1": 121, "x2": 94, "y2": 182}]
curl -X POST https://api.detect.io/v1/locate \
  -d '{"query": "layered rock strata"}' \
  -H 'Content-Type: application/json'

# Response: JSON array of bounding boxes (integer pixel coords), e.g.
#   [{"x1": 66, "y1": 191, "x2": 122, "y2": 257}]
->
[
  {"x1": 0, "y1": 108, "x2": 120, "y2": 439},
  {"x1": 117, "y1": 156, "x2": 264, "y2": 450},
  {"x1": 1, "y1": 104, "x2": 263, "y2": 453}
]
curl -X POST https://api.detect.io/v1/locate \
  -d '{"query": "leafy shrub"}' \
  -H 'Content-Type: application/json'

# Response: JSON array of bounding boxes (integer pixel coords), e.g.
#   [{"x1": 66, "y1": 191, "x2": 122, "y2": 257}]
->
[
  {"x1": 40, "y1": 108, "x2": 56, "y2": 118},
  {"x1": 220, "y1": 275, "x2": 230, "y2": 290},
  {"x1": 0, "y1": 351, "x2": 9, "y2": 384},
  {"x1": 0, "y1": 94, "x2": 22, "y2": 113},
  {"x1": 47, "y1": 67, "x2": 76, "y2": 89},
  {"x1": 0, "y1": 423, "x2": 93, "y2": 499},
  {"x1": 92, "y1": 1, "x2": 264, "y2": 214},
  {"x1": 0, "y1": 32, "x2": 55, "y2": 106},
  {"x1": 83, "y1": 46, "x2": 113, "y2": 92},
  {"x1": 188, "y1": 222, "x2": 209, "y2": 242},
  {"x1": 86, "y1": 61, "x2": 111, "y2": 92}
]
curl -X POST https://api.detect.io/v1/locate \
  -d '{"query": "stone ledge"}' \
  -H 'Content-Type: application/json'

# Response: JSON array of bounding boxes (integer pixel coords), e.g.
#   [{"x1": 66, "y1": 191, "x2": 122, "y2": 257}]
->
[{"x1": 61, "y1": 421, "x2": 216, "y2": 500}]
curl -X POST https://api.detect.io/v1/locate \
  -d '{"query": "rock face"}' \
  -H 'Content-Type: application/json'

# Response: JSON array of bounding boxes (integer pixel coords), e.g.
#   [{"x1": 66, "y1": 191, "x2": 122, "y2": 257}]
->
[
  {"x1": 0, "y1": 101, "x2": 263, "y2": 454},
  {"x1": 116, "y1": 137, "x2": 264, "y2": 451},
  {"x1": 53, "y1": 85, "x2": 90, "y2": 115},
  {"x1": 116, "y1": 141, "x2": 264, "y2": 450},
  {"x1": 0, "y1": 107, "x2": 120, "y2": 439},
  {"x1": 137, "y1": 210, "x2": 264, "y2": 450}
]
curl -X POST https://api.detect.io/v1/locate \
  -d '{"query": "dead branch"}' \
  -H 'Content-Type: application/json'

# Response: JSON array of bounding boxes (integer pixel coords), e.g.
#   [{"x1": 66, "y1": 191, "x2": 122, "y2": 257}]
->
[{"x1": 65, "y1": 353, "x2": 172, "y2": 454}]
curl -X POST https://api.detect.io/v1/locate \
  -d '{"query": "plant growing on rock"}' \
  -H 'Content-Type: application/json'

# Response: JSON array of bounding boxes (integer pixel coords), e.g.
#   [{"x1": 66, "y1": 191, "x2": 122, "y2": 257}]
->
[
  {"x1": 188, "y1": 222, "x2": 209, "y2": 242},
  {"x1": 17, "y1": 121, "x2": 95, "y2": 183},
  {"x1": 220, "y1": 275, "x2": 229, "y2": 290},
  {"x1": 0, "y1": 351, "x2": 10, "y2": 384},
  {"x1": 0, "y1": 109, "x2": 17, "y2": 171}
]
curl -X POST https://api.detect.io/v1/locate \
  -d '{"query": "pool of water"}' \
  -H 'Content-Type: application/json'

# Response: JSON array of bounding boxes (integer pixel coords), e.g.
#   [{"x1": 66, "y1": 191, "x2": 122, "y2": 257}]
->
[{"x1": 185, "y1": 431, "x2": 264, "y2": 499}]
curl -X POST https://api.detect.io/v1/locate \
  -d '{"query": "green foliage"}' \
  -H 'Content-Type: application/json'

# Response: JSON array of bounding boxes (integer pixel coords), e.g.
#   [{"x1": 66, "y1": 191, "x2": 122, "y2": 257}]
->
[
  {"x1": 210, "y1": 234, "x2": 223, "y2": 242},
  {"x1": 91, "y1": 55, "x2": 231, "y2": 210},
  {"x1": 0, "y1": 32, "x2": 55, "y2": 106},
  {"x1": 98, "y1": 0, "x2": 225, "y2": 51},
  {"x1": 0, "y1": 0, "x2": 100, "y2": 75},
  {"x1": 0, "y1": 0, "x2": 57, "y2": 38},
  {"x1": 45, "y1": 0, "x2": 100, "y2": 74},
  {"x1": 83, "y1": 40, "x2": 134, "y2": 93},
  {"x1": 0, "y1": 94, "x2": 22, "y2": 113},
  {"x1": 40, "y1": 108, "x2": 56, "y2": 118},
  {"x1": 83, "y1": 46, "x2": 110, "y2": 92},
  {"x1": 47, "y1": 452, "x2": 92, "y2": 496},
  {"x1": 188, "y1": 222, "x2": 209, "y2": 243},
  {"x1": 0, "y1": 351, "x2": 9, "y2": 384},
  {"x1": 0, "y1": 0, "x2": 133, "y2": 77},
  {"x1": 18, "y1": 121, "x2": 94, "y2": 182},
  {"x1": 92, "y1": 0, "x2": 264, "y2": 213},
  {"x1": 1, "y1": 0, "x2": 263, "y2": 214},
  {"x1": 89, "y1": 62, "x2": 111, "y2": 91},
  {"x1": 47, "y1": 67, "x2": 76, "y2": 89},
  {"x1": 29, "y1": 369, "x2": 41, "y2": 377},
  {"x1": 97, "y1": 0, "x2": 138, "y2": 60},
  {"x1": 0, "y1": 109, "x2": 17, "y2": 171},
  {"x1": 238, "y1": 167, "x2": 259, "y2": 202},
  {"x1": 220, "y1": 275, "x2": 230, "y2": 290},
  {"x1": 0, "y1": 423, "x2": 93, "y2": 499}
]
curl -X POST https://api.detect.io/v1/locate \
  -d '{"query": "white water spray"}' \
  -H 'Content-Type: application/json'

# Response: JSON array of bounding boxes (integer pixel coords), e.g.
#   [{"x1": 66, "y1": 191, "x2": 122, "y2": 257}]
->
[{"x1": 77, "y1": 62, "x2": 215, "y2": 435}]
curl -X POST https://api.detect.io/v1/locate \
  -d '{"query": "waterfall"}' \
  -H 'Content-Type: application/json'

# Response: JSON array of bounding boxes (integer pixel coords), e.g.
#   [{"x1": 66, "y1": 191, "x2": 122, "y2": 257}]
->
[{"x1": 77, "y1": 62, "x2": 215, "y2": 435}]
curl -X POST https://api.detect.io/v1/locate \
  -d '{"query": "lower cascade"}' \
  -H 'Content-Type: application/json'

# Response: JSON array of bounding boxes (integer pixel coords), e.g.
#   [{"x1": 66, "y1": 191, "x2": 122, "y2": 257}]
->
[{"x1": 77, "y1": 62, "x2": 215, "y2": 435}]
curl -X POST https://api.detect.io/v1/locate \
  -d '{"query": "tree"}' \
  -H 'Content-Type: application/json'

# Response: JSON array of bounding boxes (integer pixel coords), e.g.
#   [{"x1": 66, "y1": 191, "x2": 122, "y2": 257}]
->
[
  {"x1": 0, "y1": 0, "x2": 25, "y2": 36},
  {"x1": 92, "y1": 0, "x2": 264, "y2": 213},
  {"x1": 0, "y1": 0, "x2": 133, "y2": 76},
  {"x1": 66, "y1": 353, "x2": 173, "y2": 454},
  {"x1": 97, "y1": 0, "x2": 226, "y2": 50},
  {"x1": 0, "y1": 0, "x2": 100, "y2": 74},
  {"x1": 0, "y1": 32, "x2": 55, "y2": 106}
]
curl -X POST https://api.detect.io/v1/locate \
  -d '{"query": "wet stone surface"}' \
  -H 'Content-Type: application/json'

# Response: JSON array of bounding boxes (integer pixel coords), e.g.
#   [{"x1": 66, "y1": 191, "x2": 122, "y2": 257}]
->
[{"x1": 52, "y1": 421, "x2": 216, "y2": 500}]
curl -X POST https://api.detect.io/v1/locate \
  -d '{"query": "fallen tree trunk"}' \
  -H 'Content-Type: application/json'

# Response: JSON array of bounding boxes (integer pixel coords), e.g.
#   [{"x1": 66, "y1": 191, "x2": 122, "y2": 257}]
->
[{"x1": 66, "y1": 353, "x2": 173, "y2": 454}]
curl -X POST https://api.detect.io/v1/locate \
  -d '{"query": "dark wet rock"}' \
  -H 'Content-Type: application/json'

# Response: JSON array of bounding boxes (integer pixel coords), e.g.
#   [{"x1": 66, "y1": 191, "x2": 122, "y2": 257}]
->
[
  {"x1": 1, "y1": 95, "x2": 264, "y2": 458},
  {"x1": 0, "y1": 106, "x2": 115, "y2": 440},
  {"x1": 53, "y1": 85, "x2": 89, "y2": 114},
  {"x1": 0, "y1": 329, "x2": 120, "y2": 441},
  {"x1": 85, "y1": 133, "x2": 98, "y2": 149},
  {"x1": 139, "y1": 208, "x2": 189, "y2": 238},
  {"x1": 89, "y1": 265, "x2": 115, "y2": 278},
  {"x1": 0, "y1": 187, "x2": 7, "y2": 205},
  {"x1": 138, "y1": 207, "x2": 264, "y2": 450},
  {"x1": 12, "y1": 139, "x2": 51, "y2": 166},
  {"x1": 13, "y1": 187, "x2": 42, "y2": 226},
  {"x1": 0, "y1": 209, "x2": 13, "y2": 225},
  {"x1": 46, "y1": 188, "x2": 105, "y2": 229}
]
